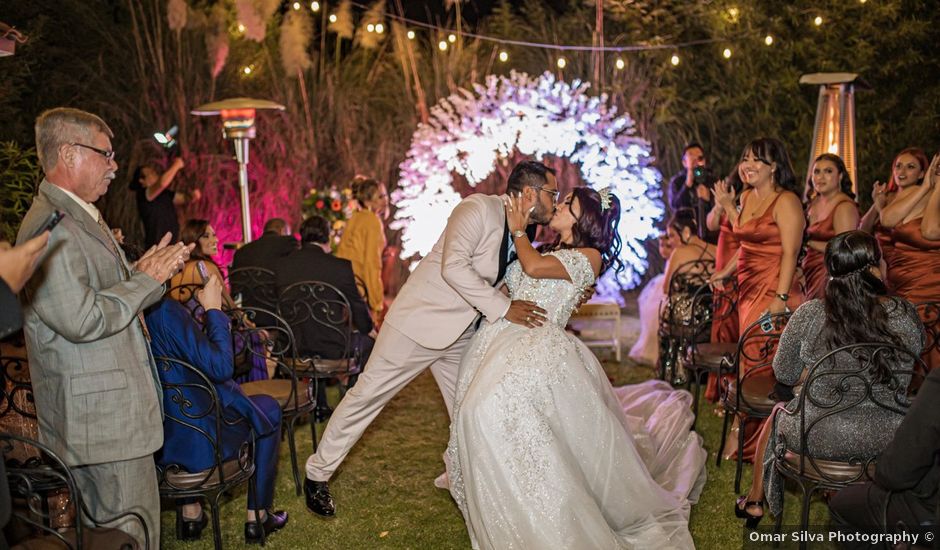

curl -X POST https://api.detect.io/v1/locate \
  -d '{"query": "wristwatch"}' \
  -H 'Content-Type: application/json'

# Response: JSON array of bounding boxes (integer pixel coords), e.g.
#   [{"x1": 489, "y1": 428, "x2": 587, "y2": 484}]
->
[
  {"x1": 511, "y1": 229, "x2": 526, "y2": 239},
  {"x1": 775, "y1": 293, "x2": 789, "y2": 302}
]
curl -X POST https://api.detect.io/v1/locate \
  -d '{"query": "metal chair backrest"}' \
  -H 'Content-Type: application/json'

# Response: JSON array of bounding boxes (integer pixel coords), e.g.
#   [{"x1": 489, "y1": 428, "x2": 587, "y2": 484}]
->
[
  {"x1": 0, "y1": 432, "x2": 150, "y2": 549},
  {"x1": 229, "y1": 267, "x2": 279, "y2": 311},
  {"x1": 277, "y1": 280, "x2": 354, "y2": 362},
  {"x1": 0, "y1": 356, "x2": 36, "y2": 422},
  {"x1": 729, "y1": 311, "x2": 791, "y2": 410},
  {"x1": 776, "y1": 342, "x2": 923, "y2": 483},
  {"x1": 915, "y1": 301, "x2": 940, "y2": 360},
  {"x1": 154, "y1": 356, "x2": 254, "y2": 491}
]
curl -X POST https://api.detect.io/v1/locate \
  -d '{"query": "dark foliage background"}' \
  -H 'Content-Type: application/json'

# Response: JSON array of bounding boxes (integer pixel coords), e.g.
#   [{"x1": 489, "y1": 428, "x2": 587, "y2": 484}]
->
[{"x1": 1, "y1": 0, "x2": 937, "y2": 256}]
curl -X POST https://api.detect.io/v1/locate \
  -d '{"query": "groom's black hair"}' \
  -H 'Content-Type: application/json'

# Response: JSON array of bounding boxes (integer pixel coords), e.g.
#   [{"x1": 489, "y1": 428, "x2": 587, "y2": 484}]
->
[{"x1": 506, "y1": 160, "x2": 555, "y2": 194}]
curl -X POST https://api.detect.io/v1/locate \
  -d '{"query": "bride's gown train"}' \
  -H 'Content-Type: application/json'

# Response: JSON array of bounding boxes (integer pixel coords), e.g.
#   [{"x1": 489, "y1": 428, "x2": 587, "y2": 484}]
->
[{"x1": 446, "y1": 249, "x2": 707, "y2": 549}]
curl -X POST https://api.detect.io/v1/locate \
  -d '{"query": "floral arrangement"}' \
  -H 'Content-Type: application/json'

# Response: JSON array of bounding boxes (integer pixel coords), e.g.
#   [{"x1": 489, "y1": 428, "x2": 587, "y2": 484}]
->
[{"x1": 301, "y1": 186, "x2": 354, "y2": 247}]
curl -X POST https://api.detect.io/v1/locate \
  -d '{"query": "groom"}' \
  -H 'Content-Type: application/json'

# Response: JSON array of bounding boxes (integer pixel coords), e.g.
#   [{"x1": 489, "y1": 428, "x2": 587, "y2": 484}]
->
[{"x1": 304, "y1": 160, "x2": 559, "y2": 516}]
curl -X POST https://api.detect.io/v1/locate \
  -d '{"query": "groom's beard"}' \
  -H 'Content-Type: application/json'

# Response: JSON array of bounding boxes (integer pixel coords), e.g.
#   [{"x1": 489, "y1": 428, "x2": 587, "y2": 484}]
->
[{"x1": 530, "y1": 201, "x2": 554, "y2": 225}]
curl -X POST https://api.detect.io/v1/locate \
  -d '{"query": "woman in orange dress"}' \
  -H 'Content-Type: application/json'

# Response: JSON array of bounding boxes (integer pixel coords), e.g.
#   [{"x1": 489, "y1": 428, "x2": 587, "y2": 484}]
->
[
  {"x1": 336, "y1": 177, "x2": 389, "y2": 322},
  {"x1": 801, "y1": 154, "x2": 859, "y2": 300},
  {"x1": 878, "y1": 148, "x2": 940, "y2": 373},
  {"x1": 710, "y1": 138, "x2": 805, "y2": 461},
  {"x1": 702, "y1": 166, "x2": 745, "y2": 402}
]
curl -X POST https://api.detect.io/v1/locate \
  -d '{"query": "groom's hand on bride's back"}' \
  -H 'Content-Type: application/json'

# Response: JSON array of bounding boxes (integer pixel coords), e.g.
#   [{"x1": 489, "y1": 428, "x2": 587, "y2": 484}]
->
[{"x1": 505, "y1": 300, "x2": 547, "y2": 328}]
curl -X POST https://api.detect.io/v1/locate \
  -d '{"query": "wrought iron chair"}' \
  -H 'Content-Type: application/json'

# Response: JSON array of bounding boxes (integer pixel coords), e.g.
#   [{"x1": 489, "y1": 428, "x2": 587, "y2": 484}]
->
[
  {"x1": 155, "y1": 356, "x2": 257, "y2": 550},
  {"x1": 165, "y1": 282, "x2": 206, "y2": 308},
  {"x1": 657, "y1": 259, "x2": 714, "y2": 382},
  {"x1": 229, "y1": 267, "x2": 279, "y2": 323},
  {"x1": 771, "y1": 343, "x2": 924, "y2": 548},
  {"x1": 277, "y1": 280, "x2": 368, "y2": 452},
  {"x1": 233, "y1": 306, "x2": 316, "y2": 496},
  {"x1": 717, "y1": 311, "x2": 791, "y2": 493},
  {"x1": 914, "y1": 301, "x2": 940, "y2": 389},
  {"x1": 683, "y1": 276, "x2": 739, "y2": 428},
  {"x1": 0, "y1": 433, "x2": 147, "y2": 549}
]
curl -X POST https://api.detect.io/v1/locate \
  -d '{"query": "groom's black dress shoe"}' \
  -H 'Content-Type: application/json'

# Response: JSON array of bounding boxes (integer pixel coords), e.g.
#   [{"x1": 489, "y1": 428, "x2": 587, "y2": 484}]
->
[
  {"x1": 244, "y1": 509, "x2": 289, "y2": 544},
  {"x1": 304, "y1": 478, "x2": 336, "y2": 517}
]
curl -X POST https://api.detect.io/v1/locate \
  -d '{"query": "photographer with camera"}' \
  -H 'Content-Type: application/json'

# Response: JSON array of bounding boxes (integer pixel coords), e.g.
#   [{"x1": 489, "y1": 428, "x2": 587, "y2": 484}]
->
[{"x1": 668, "y1": 143, "x2": 717, "y2": 242}]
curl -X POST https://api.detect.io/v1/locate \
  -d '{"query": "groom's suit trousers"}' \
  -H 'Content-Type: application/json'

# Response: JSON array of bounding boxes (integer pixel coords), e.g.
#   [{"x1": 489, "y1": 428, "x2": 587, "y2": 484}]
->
[{"x1": 306, "y1": 322, "x2": 475, "y2": 481}]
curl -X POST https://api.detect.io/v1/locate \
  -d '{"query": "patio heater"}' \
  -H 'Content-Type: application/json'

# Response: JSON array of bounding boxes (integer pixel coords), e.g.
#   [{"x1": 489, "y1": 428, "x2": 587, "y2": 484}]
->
[
  {"x1": 192, "y1": 97, "x2": 285, "y2": 244},
  {"x1": 799, "y1": 73, "x2": 869, "y2": 193}
]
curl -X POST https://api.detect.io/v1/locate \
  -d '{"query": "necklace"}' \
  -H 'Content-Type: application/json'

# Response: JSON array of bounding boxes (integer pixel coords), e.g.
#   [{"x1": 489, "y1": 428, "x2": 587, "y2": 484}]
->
[{"x1": 742, "y1": 188, "x2": 780, "y2": 222}]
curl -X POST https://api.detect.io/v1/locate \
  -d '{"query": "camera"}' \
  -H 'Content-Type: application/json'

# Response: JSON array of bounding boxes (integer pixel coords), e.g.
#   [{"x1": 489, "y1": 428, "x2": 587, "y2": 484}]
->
[{"x1": 691, "y1": 166, "x2": 718, "y2": 188}]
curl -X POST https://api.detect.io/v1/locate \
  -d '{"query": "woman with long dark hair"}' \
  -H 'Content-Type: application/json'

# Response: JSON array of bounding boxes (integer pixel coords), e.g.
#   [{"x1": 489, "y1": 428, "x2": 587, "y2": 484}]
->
[
  {"x1": 446, "y1": 187, "x2": 705, "y2": 548},
  {"x1": 709, "y1": 138, "x2": 806, "y2": 460},
  {"x1": 875, "y1": 148, "x2": 940, "y2": 373},
  {"x1": 168, "y1": 219, "x2": 236, "y2": 309},
  {"x1": 733, "y1": 230, "x2": 923, "y2": 527},
  {"x1": 801, "y1": 153, "x2": 859, "y2": 299}
]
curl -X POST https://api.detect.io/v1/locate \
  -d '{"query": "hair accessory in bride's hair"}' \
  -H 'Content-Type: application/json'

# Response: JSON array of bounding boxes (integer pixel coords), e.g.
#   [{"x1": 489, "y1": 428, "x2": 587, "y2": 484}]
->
[{"x1": 598, "y1": 187, "x2": 612, "y2": 212}]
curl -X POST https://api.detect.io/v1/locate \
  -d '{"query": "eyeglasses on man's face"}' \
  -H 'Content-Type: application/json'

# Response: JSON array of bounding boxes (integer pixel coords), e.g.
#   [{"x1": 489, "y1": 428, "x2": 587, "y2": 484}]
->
[
  {"x1": 70, "y1": 142, "x2": 116, "y2": 162},
  {"x1": 535, "y1": 186, "x2": 560, "y2": 201}
]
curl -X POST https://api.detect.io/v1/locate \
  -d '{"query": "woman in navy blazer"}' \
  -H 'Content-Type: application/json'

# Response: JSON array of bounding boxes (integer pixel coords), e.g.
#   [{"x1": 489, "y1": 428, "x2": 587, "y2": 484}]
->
[{"x1": 146, "y1": 274, "x2": 288, "y2": 544}]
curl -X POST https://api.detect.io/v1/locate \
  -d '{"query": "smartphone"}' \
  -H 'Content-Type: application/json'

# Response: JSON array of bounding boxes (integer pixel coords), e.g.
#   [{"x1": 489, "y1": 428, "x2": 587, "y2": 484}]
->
[
  {"x1": 196, "y1": 260, "x2": 210, "y2": 283},
  {"x1": 31, "y1": 210, "x2": 64, "y2": 239},
  {"x1": 758, "y1": 312, "x2": 774, "y2": 333}
]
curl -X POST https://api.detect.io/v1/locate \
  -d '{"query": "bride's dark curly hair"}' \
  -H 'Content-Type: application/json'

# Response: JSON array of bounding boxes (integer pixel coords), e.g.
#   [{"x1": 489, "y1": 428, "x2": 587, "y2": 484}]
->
[{"x1": 548, "y1": 187, "x2": 624, "y2": 275}]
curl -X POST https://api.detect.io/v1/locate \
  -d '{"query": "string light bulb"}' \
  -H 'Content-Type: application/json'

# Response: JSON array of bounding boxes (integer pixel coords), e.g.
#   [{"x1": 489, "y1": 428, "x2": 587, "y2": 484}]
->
[
  {"x1": 499, "y1": 51, "x2": 509, "y2": 62},
  {"x1": 448, "y1": 33, "x2": 457, "y2": 43},
  {"x1": 329, "y1": 13, "x2": 337, "y2": 23},
  {"x1": 438, "y1": 40, "x2": 448, "y2": 51},
  {"x1": 407, "y1": 30, "x2": 415, "y2": 40},
  {"x1": 375, "y1": 23, "x2": 384, "y2": 34},
  {"x1": 727, "y1": 7, "x2": 740, "y2": 22},
  {"x1": 236, "y1": 23, "x2": 246, "y2": 33},
  {"x1": 242, "y1": 65, "x2": 253, "y2": 75},
  {"x1": 615, "y1": 58, "x2": 625, "y2": 70},
  {"x1": 310, "y1": 1, "x2": 320, "y2": 11},
  {"x1": 814, "y1": 16, "x2": 823, "y2": 26},
  {"x1": 292, "y1": 1, "x2": 300, "y2": 10},
  {"x1": 366, "y1": 23, "x2": 375, "y2": 32},
  {"x1": 764, "y1": 34, "x2": 774, "y2": 46},
  {"x1": 670, "y1": 54, "x2": 680, "y2": 66},
  {"x1": 722, "y1": 48, "x2": 732, "y2": 59},
  {"x1": 556, "y1": 57, "x2": 567, "y2": 69}
]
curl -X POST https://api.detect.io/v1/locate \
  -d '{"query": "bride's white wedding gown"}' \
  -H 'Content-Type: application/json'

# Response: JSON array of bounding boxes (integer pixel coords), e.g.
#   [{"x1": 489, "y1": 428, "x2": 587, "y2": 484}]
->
[{"x1": 445, "y1": 249, "x2": 707, "y2": 549}]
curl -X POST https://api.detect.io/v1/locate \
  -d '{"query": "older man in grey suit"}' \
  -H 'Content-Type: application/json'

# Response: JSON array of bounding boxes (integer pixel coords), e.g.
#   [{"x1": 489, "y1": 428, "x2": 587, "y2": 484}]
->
[{"x1": 16, "y1": 107, "x2": 193, "y2": 548}]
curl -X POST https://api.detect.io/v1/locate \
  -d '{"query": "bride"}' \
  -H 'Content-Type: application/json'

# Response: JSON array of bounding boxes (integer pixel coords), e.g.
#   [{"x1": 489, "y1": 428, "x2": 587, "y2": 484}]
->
[{"x1": 445, "y1": 186, "x2": 707, "y2": 549}]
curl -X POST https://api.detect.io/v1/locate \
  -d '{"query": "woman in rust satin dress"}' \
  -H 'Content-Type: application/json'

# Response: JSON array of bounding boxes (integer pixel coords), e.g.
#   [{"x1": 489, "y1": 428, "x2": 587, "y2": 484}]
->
[
  {"x1": 879, "y1": 148, "x2": 940, "y2": 373},
  {"x1": 702, "y1": 167, "x2": 745, "y2": 402},
  {"x1": 802, "y1": 154, "x2": 859, "y2": 300},
  {"x1": 710, "y1": 138, "x2": 805, "y2": 461}
]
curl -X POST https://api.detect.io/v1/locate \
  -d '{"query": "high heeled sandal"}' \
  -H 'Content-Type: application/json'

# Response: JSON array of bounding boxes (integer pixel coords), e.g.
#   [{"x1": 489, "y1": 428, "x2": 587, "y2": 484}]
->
[{"x1": 734, "y1": 496, "x2": 764, "y2": 529}]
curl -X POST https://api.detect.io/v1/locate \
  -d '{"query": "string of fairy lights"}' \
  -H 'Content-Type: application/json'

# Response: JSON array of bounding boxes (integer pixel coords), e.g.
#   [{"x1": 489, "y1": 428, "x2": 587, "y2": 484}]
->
[{"x1": 238, "y1": 0, "x2": 869, "y2": 75}]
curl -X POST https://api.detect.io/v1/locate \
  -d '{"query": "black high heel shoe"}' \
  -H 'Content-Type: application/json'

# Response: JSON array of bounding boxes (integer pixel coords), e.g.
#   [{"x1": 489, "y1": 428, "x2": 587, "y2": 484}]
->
[
  {"x1": 176, "y1": 506, "x2": 208, "y2": 541},
  {"x1": 734, "y1": 496, "x2": 764, "y2": 529}
]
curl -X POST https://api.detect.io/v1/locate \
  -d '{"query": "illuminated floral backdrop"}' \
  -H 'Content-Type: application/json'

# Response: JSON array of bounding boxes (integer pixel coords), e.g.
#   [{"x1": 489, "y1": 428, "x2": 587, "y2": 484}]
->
[{"x1": 392, "y1": 71, "x2": 664, "y2": 293}]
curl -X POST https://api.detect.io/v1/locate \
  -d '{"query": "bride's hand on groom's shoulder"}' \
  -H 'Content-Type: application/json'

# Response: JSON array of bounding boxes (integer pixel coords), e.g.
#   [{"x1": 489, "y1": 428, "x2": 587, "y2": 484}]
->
[{"x1": 505, "y1": 300, "x2": 547, "y2": 328}]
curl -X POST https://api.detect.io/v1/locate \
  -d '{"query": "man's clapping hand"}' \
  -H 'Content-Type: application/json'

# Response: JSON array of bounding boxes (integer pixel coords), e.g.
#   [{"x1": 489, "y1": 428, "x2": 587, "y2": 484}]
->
[{"x1": 134, "y1": 232, "x2": 194, "y2": 284}]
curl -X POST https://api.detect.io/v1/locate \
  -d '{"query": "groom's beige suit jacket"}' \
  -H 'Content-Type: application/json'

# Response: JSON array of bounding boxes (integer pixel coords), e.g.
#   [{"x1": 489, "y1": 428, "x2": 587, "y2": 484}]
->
[{"x1": 384, "y1": 193, "x2": 511, "y2": 350}]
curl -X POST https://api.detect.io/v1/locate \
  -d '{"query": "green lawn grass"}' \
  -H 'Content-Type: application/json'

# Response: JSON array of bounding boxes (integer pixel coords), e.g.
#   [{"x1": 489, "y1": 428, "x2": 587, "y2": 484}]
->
[{"x1": 161, "y1": 358, "x2": 836, "y2": 549}]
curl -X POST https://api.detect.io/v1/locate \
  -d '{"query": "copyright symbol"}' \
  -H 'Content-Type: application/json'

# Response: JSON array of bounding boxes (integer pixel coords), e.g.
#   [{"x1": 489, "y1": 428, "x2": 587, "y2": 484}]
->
[{"x1": 926, "y1": 532, "x2": 935, "y2": 542}]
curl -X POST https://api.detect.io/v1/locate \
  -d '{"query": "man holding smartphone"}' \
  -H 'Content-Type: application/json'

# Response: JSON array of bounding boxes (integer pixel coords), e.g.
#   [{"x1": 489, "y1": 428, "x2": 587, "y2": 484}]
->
[{"x1": 16, "y1": 107, "x2": 193, "y2": 548}]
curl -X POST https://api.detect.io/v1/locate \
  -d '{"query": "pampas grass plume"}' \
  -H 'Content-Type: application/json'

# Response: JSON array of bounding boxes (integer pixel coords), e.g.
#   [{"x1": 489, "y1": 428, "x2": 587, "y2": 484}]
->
[
  {"x1": 280, "y1": 9, "x2": 312, "y2": 76},
  {"x1": 332, "y1": 0, "x2": 354, "y2": 40},
  {"x1": 167, "y1": 0, "x2": 188, "y2": 31}
]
